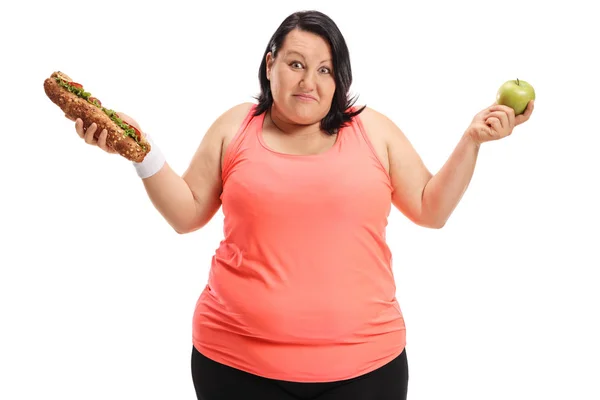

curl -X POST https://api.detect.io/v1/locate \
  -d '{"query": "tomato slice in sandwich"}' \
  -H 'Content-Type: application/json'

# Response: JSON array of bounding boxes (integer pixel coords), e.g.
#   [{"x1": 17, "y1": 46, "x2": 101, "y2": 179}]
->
[
  {"x1": 89, "y1": 97, "x2": 101, "y2": 106},
  {"x1": 69, "y1": 82, "x2": 83, "y2": 89},
  {"x1": 127, "y1": 124, "x2": 143, "y2": 141}
]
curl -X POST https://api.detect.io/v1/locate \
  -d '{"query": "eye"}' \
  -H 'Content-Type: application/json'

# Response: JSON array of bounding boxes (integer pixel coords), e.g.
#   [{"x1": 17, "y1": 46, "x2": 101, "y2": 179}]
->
[
  {"x1": 319, "y1": 67, "x2": 332, "y2": 74},
  {"x1": 290, "y1": 61, "x2": 303, "y2": 69}
]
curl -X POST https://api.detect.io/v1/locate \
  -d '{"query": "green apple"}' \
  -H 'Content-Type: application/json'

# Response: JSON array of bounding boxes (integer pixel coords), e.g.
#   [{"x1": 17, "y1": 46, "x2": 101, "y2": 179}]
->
[{"x1": 496, "y1": 78, "x2": 535, "y2": 115}]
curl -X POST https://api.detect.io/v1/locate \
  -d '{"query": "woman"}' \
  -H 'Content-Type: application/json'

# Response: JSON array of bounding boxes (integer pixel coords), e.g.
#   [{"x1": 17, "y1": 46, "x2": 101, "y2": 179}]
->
[{"x1": 73, "y1": 10, "x2": 534, "y2": 400}]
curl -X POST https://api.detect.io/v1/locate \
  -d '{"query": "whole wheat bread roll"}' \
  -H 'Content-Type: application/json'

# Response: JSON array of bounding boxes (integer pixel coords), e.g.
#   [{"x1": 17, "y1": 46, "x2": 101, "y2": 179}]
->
[{"x1": 44, "y1": 71, "x2": 151, "y2": 162}]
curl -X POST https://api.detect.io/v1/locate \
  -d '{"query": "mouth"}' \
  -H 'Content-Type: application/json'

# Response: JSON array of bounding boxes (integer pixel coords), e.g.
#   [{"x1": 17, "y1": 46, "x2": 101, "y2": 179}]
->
[{"x1": 293, "y1": 94, "x2": 317, "y2": 102}]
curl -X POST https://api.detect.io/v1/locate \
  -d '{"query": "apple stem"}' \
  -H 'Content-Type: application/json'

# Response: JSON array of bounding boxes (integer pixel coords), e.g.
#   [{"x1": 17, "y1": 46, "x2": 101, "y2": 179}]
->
[{"x1": 517, "y1": 78, "x2": 520, "y2": 86}]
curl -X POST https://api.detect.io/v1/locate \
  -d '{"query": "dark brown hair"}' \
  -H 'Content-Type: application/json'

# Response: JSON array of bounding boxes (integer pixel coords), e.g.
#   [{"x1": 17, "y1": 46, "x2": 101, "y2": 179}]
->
[{"x1": 253, "y1": 10, "x2": 365, "y2": 135}]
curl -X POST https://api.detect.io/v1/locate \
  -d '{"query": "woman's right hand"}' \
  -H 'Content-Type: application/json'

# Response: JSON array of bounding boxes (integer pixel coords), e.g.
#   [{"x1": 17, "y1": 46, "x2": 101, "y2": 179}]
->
[{"x1": 70, "y1": 111, "x2": 142, "y2": 155}]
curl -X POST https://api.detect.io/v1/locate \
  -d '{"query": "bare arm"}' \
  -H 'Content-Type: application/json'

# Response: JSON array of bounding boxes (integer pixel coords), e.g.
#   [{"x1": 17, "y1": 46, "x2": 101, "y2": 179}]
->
[
  {"x1": 368, "y1": 109, "x2": 434, "y2": 228},
  {"x1": 141, "y1": 145, "x2": 221, "y2": 235},
  {"x1": 421, "y1": 101, "x2": 535, "y2": 227},
  {"x1": 418, "y1": 133, "x2": 480, "y2": 228},
  {"x1": 133, "y1": 103, "x2": 251, "y2": 234},
  {"x1": 367, "y1": 101, "x2": 534, "y2": 229}
]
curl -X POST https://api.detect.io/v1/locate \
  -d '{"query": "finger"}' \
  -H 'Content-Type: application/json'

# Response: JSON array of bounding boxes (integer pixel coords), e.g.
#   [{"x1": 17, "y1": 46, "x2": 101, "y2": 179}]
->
[
  {"x1": 488, "y1": 104, "x2": 516, "y2": 122},
  {"x1": 475, "y1": 123, "x2": 493, "y2": 140},
  {"x1": 516, "y1": 100, "x2": 534, "y2": 125},
  {"x1": 487, "y1": 111, "x2": 509, "y2": 132},
  {"x1": 97, "y1": 129, "x2": 110, "y2": 152},
  {"x1": 84, "y1": 123, "x2": 98, "y2": 145},
  {"x1": 476, "y1": 106, "x2": 494, "y2": 119},
  {"x1": 98, "y1": 129, "x2": 118, "y2": 153},
  {"x1": 486, "y1": 117, "x2": 502, "y2": 136},
  {"x1": 499, "y1": 105, "x2": 515, "y2": 128},
  {"x1": 75, "y1": 118, "x2": 85, "y2": 138},
  {"x1": 508, "y1": 107, "x2": 516, "y2": 127},
  {"x1": 478, "y1": 102, "x2": 505, "y2": 119}
]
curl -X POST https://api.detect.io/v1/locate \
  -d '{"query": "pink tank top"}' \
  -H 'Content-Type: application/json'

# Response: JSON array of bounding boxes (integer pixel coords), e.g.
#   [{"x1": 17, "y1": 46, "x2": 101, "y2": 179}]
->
[{"x1": 192, "y1": 104, "x2": 406, "y2": 382}]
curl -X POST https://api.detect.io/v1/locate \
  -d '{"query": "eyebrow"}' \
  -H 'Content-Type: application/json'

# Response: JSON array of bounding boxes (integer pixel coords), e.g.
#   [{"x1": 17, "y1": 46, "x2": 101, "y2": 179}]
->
[{"x1": 285, "y1": 50, "x2": 331, "y2": 64}]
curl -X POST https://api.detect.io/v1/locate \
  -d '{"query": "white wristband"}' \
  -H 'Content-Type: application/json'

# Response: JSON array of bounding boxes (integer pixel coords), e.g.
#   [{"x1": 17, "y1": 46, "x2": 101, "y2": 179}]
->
[{"x1": 132, "y1": 134, "x2": 166, "y2": 179}]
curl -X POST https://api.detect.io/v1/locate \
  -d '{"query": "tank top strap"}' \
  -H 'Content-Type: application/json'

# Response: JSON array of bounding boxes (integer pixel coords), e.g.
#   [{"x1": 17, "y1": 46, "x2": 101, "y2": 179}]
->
[
  {"x1": 222, "y1": 104, "x2": 389, "y2": 186},
  {"x1": 221, "y1": 104, "x2": 264, "y2": 184},
  {"x1": 339, "y1": 107, "x2": 391, "y2": 183}
]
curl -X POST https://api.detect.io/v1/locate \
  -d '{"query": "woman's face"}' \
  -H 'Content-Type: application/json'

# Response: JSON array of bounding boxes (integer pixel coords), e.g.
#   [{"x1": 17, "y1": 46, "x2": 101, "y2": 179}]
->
[{"x1": 266, "y1": 29, "x2": 336, "y2": 125}]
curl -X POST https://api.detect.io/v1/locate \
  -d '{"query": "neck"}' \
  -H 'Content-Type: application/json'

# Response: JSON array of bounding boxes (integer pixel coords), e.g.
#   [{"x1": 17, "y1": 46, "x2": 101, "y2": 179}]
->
[{"x1": 269, "y1": 106, "x2": 324, "y2": 138}]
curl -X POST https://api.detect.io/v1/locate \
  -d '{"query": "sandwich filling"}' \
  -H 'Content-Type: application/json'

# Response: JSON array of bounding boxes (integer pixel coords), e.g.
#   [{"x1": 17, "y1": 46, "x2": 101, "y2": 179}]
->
[{"x1": 55, "y1": 74, "x2": 145, "y2": 150}]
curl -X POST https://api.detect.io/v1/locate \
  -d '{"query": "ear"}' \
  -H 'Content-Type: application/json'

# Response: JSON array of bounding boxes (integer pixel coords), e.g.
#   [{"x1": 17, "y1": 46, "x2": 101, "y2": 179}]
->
[{"x1": 266, "y1": 52, "x2": 274, "y2": 81}]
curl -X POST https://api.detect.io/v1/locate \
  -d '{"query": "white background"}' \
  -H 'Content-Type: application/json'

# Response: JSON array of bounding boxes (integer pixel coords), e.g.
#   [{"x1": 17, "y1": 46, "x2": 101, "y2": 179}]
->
[{"x1": 1, "y1": 0, "x2": 598, "y2": 399}]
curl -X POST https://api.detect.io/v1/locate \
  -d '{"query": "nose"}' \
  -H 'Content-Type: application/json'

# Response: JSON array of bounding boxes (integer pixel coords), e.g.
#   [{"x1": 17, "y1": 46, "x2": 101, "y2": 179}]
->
[{"x1": 300, "y1": 71, "x2": 316, "y2": 91}]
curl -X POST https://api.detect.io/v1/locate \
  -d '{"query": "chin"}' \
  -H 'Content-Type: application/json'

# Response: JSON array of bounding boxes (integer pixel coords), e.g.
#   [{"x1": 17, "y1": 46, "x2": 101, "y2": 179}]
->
[{"x1": 286, "y1": 104, "x2": 328, "y2": 125}]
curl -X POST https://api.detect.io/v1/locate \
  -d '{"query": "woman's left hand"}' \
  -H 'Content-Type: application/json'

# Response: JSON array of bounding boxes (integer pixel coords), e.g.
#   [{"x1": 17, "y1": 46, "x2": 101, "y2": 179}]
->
[{"x1": 467, "y1": 100, "x2": 534, "y2": 144}]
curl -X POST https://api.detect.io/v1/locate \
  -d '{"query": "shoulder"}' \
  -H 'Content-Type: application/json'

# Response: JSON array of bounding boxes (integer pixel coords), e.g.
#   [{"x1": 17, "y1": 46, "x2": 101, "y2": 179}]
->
[
  {"x1": 353, "y1": 105, "x2": 402, "y2": 145},
  {"x1": 354, "y1": 105, "x2": 410, "y2": 149},
  {"x1": 353, "y1": 106, "x2": 398, "y2": 136},
  {"x1": 202, "y1": 102, "x2": 254, "y2": 146},
  {"x1": 213, "y1": 102, "x2": 255, "y2": 134},
  {"x1": 190, "y1": 102, "x2": 255, "y2": 168},
  {"x1": 213, "y1": 102, "x2": 256, "y2": 164}
]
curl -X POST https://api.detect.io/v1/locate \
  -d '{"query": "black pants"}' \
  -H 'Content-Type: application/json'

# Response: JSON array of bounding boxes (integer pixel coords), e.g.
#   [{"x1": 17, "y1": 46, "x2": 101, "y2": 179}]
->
[{"x1": 191, "y1": 346, "x2": 409, "y2": 400}]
